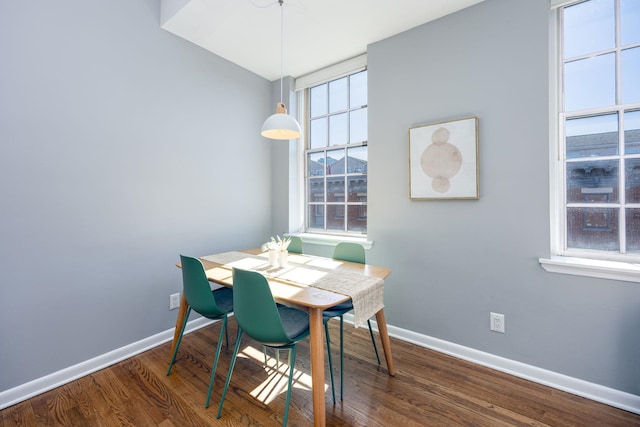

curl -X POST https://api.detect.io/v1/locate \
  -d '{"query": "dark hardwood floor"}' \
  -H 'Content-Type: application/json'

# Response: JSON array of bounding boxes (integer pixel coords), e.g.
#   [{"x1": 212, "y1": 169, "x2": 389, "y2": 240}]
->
[{"x1": 2, "y1": 319, "x2": 639, "y2": 426}]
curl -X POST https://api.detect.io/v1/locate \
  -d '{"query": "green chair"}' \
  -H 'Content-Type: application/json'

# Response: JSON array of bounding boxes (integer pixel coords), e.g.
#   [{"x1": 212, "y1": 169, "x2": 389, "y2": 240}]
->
[
  {"x1": 167, "y1": 255, "x2": 233, "y2": 408},
  {"x1": 216, "y1": 268, "x2": 311, "y2": 427},
  {"x1": 323, "y1": 242, "x2": 380, "y2": 402},
  {"x1": 287, "y1": 235, "x2": 303, "y2": 254}
]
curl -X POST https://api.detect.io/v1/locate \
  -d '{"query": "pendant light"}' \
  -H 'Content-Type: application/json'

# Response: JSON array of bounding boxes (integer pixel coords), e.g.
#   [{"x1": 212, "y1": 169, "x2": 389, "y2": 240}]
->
[{"x1": 261, "y1": 0, "x2": 301, "y2": 140}]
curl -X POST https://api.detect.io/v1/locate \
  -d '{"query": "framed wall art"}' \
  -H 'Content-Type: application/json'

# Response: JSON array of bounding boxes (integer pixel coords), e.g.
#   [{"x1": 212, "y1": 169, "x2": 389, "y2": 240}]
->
[{"x1": 409, "y1": 116, "x2": 479, "y2": 200}]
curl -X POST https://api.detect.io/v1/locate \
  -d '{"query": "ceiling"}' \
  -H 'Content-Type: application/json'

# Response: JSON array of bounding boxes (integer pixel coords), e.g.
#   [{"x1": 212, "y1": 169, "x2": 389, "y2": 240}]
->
[{"x1": 160, "y1": 0, "x2": 486, "y2": 82}]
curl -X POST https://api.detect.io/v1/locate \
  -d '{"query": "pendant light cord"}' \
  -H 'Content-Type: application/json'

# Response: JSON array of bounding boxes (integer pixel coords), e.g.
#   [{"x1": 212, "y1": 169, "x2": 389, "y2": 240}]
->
[{"x1": 279, "y1": 0, "x2": 284, "y2": 104}]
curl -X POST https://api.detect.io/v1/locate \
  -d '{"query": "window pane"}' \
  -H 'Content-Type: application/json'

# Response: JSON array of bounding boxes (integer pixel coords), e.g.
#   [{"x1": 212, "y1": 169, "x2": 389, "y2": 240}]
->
[
  {"x1": 347, "y1": 146, "x2": 368, "y2": 173},
  {"x1": 625, "y1": 110, "x2": 640, "y2": 155},
  {"x1": 621, "y1": 47, "x2": 640, "y2": 105},
  {"x1": 307, "y1": 152, "x2": 325, "y2": 177},
  {"x1": 626, "y1": 157, "x2": 640, "y2": 203},
  {"x1": 310, "y1": 117, "x2": 327, "y2": 149},
  {"x1": 567, "y1": 207, "x2": 619, "y2": 250},
  {"x1": 564, "y1": 53, "x2": 615, "y2": 111},
  {"x1": 621, "y1": 0, "x2": 640, "y2": 46},
  {"x1": 348, "y1": 175, "x2": 367, "y2": 202},
  {"x1": 329, "y1": 77, "x2": 347, "y2": 113},
  {"x1": 326, "y1": 149, "x2": 344, "y2": 176},
  {"x1": 347, "y1": 205, "x2": 367, "y2": 233},
  {"x1": 349, "y1": 108, "x2": 367, "y2": 144},
  {"x1": 626, "y1": 208, "x2": 640, "y2": 252},
  {"x1": 308, "y1": 205, "x2": 324, "y2": 229},
  {"x1": 326, "y1": 205, "x2": 345, "y2": 231},
  {"x1": 327, "y1": 176, "x2": 344, "y2": 202},
  {"x1": 310, "y1": 84, "x2": 327, "y2": 118},
  {"x1": 566, "y1": 114, "x2": 618, "y2": 158},
  {"x1": 307, "y1": 177, "x2": 324, "y2": 202},
  {"x1": 563, "y1": 0, "x2": 614, "y2": 59},
  {"x1": 350, "y1": 71, "x2": 367, "y2": 108},
  {"x1": 329, "y1": 113, "x2": 348, "y2": 146},
  {"x1": 566, "y1": 160, "x2": 619, "y2": 203}
]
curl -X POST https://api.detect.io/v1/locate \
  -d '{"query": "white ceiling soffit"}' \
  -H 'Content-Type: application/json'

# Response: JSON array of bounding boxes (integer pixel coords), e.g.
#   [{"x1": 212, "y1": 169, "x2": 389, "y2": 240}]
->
[{"x1": 160, "y1": 0, "x2": 486, "y2": 82}]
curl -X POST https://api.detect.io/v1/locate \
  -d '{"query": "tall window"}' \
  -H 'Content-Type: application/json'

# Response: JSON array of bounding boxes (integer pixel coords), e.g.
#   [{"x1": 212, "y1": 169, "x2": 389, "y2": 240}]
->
[
  {"x1": 558, "y1": 0, "x2": 640, "y2": 260},
  {"x1": 304, "y1": 69, "x2": 368, "y2": 234}
]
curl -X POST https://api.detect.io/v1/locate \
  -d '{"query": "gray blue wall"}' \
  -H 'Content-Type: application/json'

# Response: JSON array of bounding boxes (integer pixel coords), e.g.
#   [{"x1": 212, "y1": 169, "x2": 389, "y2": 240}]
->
[
  {"x1": 1, "y1": 0, "x2": 639, "y2": 404},
  {"x1": 365, "y1": 0, "x2": 640, "y2": 395},
  {"x1": 0, "y1": 0, "x2": 272, "y2": 391}
]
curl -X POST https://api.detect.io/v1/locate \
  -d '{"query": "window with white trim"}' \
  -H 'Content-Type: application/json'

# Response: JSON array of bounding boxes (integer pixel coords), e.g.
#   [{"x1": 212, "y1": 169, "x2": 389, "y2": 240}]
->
[
  {"x1": 303, "y1": 68, "x2": 368, "y2": 235},
  {"x1": 557, "y1": 0, "x2": 640, "y2": 261}
]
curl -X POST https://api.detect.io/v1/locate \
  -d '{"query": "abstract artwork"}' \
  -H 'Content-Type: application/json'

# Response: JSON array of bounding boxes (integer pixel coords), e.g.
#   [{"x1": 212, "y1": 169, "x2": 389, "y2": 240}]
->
[{"x1": 409, "y1": 117, "x2": 479, "y2": 200}]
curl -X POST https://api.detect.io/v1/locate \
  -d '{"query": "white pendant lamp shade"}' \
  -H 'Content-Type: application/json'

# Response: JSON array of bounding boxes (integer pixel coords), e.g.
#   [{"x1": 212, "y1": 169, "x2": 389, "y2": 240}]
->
[
  {"x1": 261, "y1": 102, "x2": 301, "y2": 140},
  {"x1": 261, "y1": 0, "x2": 301, "y2": 140}
]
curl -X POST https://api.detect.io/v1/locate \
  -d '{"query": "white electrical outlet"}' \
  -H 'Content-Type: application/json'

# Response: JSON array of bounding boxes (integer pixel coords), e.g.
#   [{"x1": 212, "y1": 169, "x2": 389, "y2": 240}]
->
[
  {"x1": 169, "y1": 293, "x2": 180, "y2": 310},
  {"x1": 490, "y1": 312, "x2": 505, "y2": 333}
]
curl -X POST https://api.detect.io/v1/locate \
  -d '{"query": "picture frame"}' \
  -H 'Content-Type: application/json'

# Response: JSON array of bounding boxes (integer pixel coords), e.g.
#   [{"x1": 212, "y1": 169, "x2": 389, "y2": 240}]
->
[{"x1": 409, "y1": 116, "x2": 479, "y2": 200}]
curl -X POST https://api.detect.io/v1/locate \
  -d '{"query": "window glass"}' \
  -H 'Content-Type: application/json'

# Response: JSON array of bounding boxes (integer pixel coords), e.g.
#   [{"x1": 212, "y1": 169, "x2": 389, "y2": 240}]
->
[
  {"x1": 563, "y1": 0, "x2": 614, "y2": 58},
  {"x1": 566, "y1": 160, "x2": 619, "y2": 203},
  {"x1": 567, "y1": 207, "x2": 619, "y2": 250},
  {"x1": 624, "y1": 110, "x2": 640, "y2": 154},
  {"x1": 326, "y1": 148, "x2": 345, "y2": 176},
  {"x1": 350, "y1": 71, "x2": 367, "y2": 108},
  {"x1": 566, "y1": 114, "x2": 618, "y2": 158},
  {"x1": 307, "y1": 152, "x2": 325, "y2": 177},
  {"x1": 626, "y1": 157, "x2": 640, "y2": 203},
  {"x1": 310, "y1": 117, "x2": 327, "y2": 149},
  {"x1": 621, "y1": 0, "x2": 640, "y2": 46},
  {"x1": 308, "y1": 205, "x2": 324, "y2": 228},
  {"x1": 626, "y1": 208, "x2": 640, "y2": 252},
  {"x1": 329, "y1": 77, "x2": 347, "y2": 113},
  {"x1": 329, "y1": 113, "x2": 348, "y2": 146},
  {"x1": 310, "y1": 85, "x2": 327, "y2": 118},
  {"x1": 350, "y1": 108, "x2": 367, "y2": 144},
  {"x1": 564, "y1": 54, "x2": 615, "y2": 111},
  {"x1": 621, "y1": 47, "x2": 640, "y2": 105}
]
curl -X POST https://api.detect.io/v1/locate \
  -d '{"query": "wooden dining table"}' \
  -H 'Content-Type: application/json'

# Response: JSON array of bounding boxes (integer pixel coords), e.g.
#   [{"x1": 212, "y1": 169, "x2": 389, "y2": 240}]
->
[{"x1": 171, "y1": 248, "x2": 395, "y2": 426}]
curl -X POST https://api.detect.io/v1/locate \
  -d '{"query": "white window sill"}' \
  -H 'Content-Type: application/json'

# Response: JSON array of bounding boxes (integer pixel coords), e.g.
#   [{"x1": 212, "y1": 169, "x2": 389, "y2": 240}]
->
[
  {"x1": 289, "y1": 233, "x2": 373, "y2": 250},
  {"x1": 539, "y1": 256, "x2": 640, "y2": 283}
]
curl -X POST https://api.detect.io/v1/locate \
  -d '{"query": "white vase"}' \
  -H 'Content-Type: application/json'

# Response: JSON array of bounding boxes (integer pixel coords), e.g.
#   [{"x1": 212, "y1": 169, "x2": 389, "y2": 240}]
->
[
  {"x1": 278, "y1": 250, "x2": 288, "y2": 268},
  {"x1": 268, "y1": 250, "x2": 278, "y2": 267}
]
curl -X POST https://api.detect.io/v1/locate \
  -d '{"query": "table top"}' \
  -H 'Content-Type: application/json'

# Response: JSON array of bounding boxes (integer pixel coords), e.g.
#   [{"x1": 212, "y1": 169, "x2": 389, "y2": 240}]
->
[{"x1": 194, "y1": 248, "x2": 392, "y2": 313}]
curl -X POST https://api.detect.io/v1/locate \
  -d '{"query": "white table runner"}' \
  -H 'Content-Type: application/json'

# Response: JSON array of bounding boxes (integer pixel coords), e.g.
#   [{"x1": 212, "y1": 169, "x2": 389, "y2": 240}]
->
[{"x1": 201, "y1": 251, "x2": 384, "y2": 327}]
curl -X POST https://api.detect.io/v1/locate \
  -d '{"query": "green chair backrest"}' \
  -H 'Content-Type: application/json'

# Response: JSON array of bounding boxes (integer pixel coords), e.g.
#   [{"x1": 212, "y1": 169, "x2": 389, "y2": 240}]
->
[
  {"x1": 332, "y1": 242, "x2": 365, "y2": 264},
  {"x1": 181, "y1": 255, "x2": 227, "y2": 318},
  {"x1": 287, "y1": 236, "x2": 303, "y2": 254},
  {"x1": 232, "y1": 268, "x2": 292, "y2": 346}
]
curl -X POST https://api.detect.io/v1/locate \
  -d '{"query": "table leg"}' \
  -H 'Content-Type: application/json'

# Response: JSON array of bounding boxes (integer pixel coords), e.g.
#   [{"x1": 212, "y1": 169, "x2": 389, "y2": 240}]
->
[
  {"x1": 375, "y1": 309, "x2": 396, "y2": 376},
  {"x1": 169, "y1": 293, "x2": 189, "y2": 362},
  {"x1": 308, "y1": 307, "x2": 326, "y2": 426}
]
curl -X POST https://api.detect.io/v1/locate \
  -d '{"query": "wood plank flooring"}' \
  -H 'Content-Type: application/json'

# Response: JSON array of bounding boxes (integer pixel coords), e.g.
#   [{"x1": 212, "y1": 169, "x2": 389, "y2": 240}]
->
[{"x1": 2, "y1": 319, "x2": 639, "y2": 426}]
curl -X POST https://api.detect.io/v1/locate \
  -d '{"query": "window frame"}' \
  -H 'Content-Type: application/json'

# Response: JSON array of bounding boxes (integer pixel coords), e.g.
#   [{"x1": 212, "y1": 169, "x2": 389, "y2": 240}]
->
[
  {"x1": 300, "y1": 65, "x2": 369, "y2": 237},
  {"x1": 540, "y1": 0, "x2": 640, "y2": 283}
]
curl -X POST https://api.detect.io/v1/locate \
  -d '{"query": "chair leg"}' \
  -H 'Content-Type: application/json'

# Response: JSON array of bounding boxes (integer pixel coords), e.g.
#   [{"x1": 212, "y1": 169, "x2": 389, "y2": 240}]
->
[
  {"x1": 205, "y1": 316, "x2": 227, "y2": 408},
  {"x1": 324, "y1": 320, "x2": 337, "y2": 403},
  {"x1": 217, "y1": 329, "x2": 244, "y2": 420},
  {"x1": 367, "y1": 319, "x2": 381, "y2": 365},
  {"x1": 167, "y1": 307, "x2": 191, "y2": 376},
  {"x1": 325, "y1": 320, "x2": 338, "y2": 403},
  {"x1": 283, "y1": 346, "x2": 297, "y2": 427},
  {"x1": 339, "y1": 315, "x2": 344, "y2": 401}
]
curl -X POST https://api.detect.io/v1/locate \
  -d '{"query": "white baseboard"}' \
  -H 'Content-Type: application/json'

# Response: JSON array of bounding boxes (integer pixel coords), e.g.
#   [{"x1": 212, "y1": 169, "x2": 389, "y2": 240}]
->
[
  {"x1": 2, "y1": 316, "x2": 639, "y2": 416},
  {"x1": 0, "y1": 317, "x2": 215, "y2": 410},
  {"x1": 345, "y1": 314, "x2": 640, "y2": 415}
]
